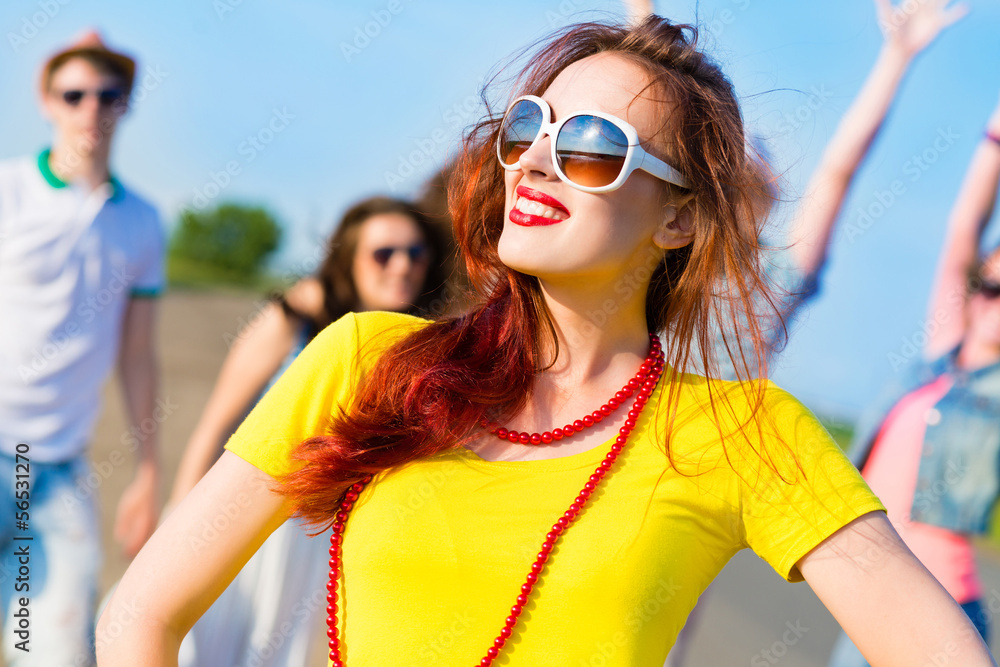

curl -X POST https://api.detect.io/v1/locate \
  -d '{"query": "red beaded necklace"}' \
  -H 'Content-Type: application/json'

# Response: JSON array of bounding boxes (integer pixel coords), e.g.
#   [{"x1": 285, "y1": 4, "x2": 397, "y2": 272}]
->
[{"x1": 326, "y1": 336, "x2": 664, "y2": 666}]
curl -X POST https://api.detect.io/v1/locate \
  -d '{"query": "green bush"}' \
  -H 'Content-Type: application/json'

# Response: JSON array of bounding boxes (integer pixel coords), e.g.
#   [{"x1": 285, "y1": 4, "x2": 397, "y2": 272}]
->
[{"x1": 169, "y1": 203, "x2": 282, "y2": 286}]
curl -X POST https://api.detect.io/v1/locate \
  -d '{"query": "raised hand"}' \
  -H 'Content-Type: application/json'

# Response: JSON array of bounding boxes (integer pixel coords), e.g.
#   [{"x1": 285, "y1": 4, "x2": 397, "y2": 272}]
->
[{"x1": 875, "y1": 0, "x2": 968, "y2": 58}]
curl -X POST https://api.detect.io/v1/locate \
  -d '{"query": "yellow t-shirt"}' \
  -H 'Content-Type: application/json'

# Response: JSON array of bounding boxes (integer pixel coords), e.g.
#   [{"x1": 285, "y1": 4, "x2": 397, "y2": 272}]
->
[{"x1": 225, "y1": 311, "x2": 885, "y2": 666}]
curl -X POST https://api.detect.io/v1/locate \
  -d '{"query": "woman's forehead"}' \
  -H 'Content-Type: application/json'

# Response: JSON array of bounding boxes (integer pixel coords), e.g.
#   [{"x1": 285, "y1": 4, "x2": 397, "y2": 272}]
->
[
  {"x1": 541, "y1": 52, "x2": 666, "y2": 138},
  {"x1": 541, "y1": 53, "x2": 657, "y2": 125}
]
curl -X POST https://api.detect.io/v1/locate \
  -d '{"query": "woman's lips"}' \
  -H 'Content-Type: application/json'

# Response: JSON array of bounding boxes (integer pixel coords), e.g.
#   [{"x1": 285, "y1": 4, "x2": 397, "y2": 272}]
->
[{"x1": 510, "y1": 186, "x2": 570, "y2": 226}]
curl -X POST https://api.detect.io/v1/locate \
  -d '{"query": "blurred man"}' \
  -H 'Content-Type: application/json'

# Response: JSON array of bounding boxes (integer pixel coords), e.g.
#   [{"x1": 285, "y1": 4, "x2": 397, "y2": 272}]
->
[{"x1": 0, "y1": 31, "x2": 164, "y2": 666}]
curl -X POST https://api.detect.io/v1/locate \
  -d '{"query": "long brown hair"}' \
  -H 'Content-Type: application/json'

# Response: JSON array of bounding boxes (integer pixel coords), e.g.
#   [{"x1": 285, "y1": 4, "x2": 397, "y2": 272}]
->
[{"x1": 281, "y1": 16, "x2": 786, "y2": 527}]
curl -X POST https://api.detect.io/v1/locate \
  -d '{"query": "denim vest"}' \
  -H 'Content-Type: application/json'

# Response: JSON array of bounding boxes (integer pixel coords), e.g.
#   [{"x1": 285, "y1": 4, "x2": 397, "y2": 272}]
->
[{"x1": 848, "y1": 348, "x2": 1000, "y2": 534}]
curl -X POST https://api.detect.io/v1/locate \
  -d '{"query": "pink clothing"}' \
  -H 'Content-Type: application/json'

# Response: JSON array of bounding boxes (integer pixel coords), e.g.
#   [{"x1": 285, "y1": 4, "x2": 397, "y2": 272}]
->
[{"x1": 861, "y1": 374, "x2": 981, "y2": 603}]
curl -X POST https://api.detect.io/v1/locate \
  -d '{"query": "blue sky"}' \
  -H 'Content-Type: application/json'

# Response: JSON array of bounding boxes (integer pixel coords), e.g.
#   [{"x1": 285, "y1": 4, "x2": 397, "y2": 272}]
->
[{"x1": 2, "y1": 0, "x2": 999, "y2": 419}]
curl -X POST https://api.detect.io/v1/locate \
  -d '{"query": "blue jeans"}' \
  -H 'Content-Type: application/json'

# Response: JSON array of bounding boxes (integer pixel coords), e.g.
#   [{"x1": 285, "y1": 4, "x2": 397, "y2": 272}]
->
[
  {"x1": 0, "y1": 452, "x2": 101, "y2": 666},
  {"x1": 828, "y1": 599, "x2": 989, "y2": 666}
]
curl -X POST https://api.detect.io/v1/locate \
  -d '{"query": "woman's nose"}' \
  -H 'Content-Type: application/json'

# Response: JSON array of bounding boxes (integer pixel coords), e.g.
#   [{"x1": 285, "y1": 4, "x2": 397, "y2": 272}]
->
[{"x1": 515, "y1": 133, "x2": 557, "y2": 181}]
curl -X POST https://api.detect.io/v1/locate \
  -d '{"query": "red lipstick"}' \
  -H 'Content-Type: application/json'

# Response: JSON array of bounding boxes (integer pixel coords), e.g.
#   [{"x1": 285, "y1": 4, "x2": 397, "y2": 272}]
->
[{"x1": 510, "y1": 185, "x2": 570, "y2": 227}]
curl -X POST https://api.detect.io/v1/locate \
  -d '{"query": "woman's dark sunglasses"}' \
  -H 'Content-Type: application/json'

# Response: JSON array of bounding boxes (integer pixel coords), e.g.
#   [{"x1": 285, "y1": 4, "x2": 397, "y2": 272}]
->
[
  {"x1": 57, "y1": 88, "x2": 126, "y2": 108},
  {"x1": 975, "y1": 281, "x2": 1000, "y2": 299},
  {"x1": 372, "y1": 244, "x2": 429, "y2": 267}
]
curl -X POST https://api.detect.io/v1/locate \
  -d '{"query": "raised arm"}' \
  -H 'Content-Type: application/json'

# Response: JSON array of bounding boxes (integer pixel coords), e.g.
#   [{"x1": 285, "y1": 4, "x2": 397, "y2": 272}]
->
[
  {"x1": 923, "y1": 97, "x2": 1000, "y2": 359},
  {"x1": 97, "y1": 452, "x2": 290, "y2": 666},
  {"x1": 167, "y1": 301, "x2": 298, "y2": 509},
  {"x1": 786, "y1": 0, "x2": 966, "y2": 280},
  {"x1": 799, "y1": 511, "x2": 995, "y2": 666}
]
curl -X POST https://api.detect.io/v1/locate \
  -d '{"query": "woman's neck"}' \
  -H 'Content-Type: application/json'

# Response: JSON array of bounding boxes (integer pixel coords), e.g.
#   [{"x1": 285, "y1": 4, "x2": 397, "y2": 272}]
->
[{"x1": 537, "y1": 278, "x2": 652, "y2": 379}]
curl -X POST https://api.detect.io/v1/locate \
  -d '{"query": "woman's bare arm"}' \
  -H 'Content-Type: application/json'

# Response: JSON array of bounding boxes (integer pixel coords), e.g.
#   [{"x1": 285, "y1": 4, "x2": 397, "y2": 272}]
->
[
  {"x1": 799, "y1": 511, "x2": 995, "y2": 666},
  {"x1": 167, "y1": 301, "x2": 298, "y2": 509},
  {"x1": 97, "y1": 452, "x2": 290, "y2": 666},
  {"x1": 786, "y1": 0, "x2": 966, "y2": 281},
  {"x1": 924, "y1": 97, "x2": 1000, "y2": 359}
]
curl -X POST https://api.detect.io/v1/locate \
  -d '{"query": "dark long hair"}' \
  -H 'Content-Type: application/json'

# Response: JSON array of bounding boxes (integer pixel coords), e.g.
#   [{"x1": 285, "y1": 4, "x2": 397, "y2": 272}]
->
[{"x1": 281, "y1": 17, "x2": 786, "y2": 527}]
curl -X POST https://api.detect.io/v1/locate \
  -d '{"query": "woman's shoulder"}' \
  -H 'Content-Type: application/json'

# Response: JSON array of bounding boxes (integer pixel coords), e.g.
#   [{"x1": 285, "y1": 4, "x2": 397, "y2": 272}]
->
[
  {"x1": 662, "y1": 370, "x2": 838, "y2": 476},
  {"x1": 306, "y1": 311, "x2": 433, "y2": 370},
  {"x1": 669, "y1": 369, "x2": 810, "y2": 421}
]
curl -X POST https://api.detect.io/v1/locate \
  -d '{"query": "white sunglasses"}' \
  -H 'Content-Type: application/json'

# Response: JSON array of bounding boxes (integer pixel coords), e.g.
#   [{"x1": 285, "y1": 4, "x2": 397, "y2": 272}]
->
[{"x1": 496, "y1": 94, "x2": 690, "y2": 193}]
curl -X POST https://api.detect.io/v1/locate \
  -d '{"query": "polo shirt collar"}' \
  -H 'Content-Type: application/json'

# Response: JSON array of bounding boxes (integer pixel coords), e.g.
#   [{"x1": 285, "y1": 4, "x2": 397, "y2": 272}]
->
[{"x1": 37, "y1": 148, "x2": 124, "y2": 202}]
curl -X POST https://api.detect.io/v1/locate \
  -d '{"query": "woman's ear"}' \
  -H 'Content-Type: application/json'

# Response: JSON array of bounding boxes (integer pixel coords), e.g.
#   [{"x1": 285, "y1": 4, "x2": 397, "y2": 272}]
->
[{"x1": 653, "y1": 197, "x2": 695, "y2": 250}]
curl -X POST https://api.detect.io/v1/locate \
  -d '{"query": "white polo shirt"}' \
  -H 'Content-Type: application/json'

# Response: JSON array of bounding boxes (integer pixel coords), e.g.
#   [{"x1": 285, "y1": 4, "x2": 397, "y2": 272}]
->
[{"x1": 0, "y1": 150, "x2": 165, "y2": 462}]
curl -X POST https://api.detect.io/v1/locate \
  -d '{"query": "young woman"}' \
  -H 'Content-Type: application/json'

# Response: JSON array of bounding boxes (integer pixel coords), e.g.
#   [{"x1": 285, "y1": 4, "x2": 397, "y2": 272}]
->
[
  {"x1": 828, "y1": 96, "x2": 1000, "y2": 667},
  {"x1": 167, "y1": 196, "x2": 450, "y2": 666},
  {"x1": 98, "y1": 17, "x2": 995, "y2": 666}
]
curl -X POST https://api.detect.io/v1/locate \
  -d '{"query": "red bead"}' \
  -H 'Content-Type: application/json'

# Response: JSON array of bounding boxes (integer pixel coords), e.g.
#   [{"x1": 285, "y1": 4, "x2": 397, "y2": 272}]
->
[
  {"x1": 328, "y1": 637, "x2": 339, "y2": 649},
  {"x1": 521, "y1": 583, "x2": 533, "y2": 594},
  {"x1": 344, "y1": 491, "x2": 358, "y2": 502},
  {"x1": 501, "y1": 626, "x2": 513, "y2": 638},
  {"x1": 336, "y1": 511, "x2": 348, "y2": 522},
  {"x1": 496, "y1": 428, "x2": 508, "y2": 439},
  {"x1": 531, "y1": 561, "x2": 543, "y2": 573},
  {"x1": 552, "y1": 428, "x2": 564, "y2": 440},
  {"x1": 600, "y1": 460, "x2": 612, "y2": 470},
  {"x1": 518, "y1": 432, "x2": 531, "y2": 444},
  {"x1": 628, "y1": 379, "x2": 640, "y2": 389},
  {"x1": 332, "y1": 660, "x2": 343, "y2": 667},
  {"x1": 590, "y1": 411, "x2": 603, "y2": 423},
  {"x1": 624, "y1": 418, "x2": 636, "y2": 429},
  {"x1": 600, "y1": 404, "x2": 614, "y2": 415},
  {"x1": 480, "y1": 659, "x2": 492, "y2": 667},
  {"x1": 327, "y1": 603, "x2": 338, "y2": 614},
  {"x1": 541, "y1": 432, "x2": 553, "y2": 443},
  {"x1": 530, "y1": 433, "x2": 542, "y2": 445},
  {"x1": 488, "y1": 647, "x2": 499, "y2": 659},
  {"x1": 495, "y1": 637, "x2": 506, "y2": 649},
  {"x1": 573, "y1": 420, "x2": 585, "y2": 430},
  {"x1": 628, "y1": 409, "x2": 639, "y2": 419},
  {"x1": 551, "y1": 523, "x2": 564, "y2": 534},
  {"x1": 507, "y1": 613, "x2": 519, "y2": 625},
  {"x1": 350, "y1": 483, "x2": 365, "y2": 493},
  {"x1": 608, "y1": 397, "x2": 621, "y2": 408},
  {"x1": 584, "y1": 481, "x2": 596, "y2": 491},
  {"x1": 327, "y1": 626, "x2": 338, "y2": 638},
  {"x1": 326, "y1": 581, "x2": 337, "y2": 592},
  {"x1": 537, "y1": 551, "x2": 550, "y2": 563},
  {"x1": 614, "y1": 390, "x2": 627, "y2": 401},
  {"x1": 511, "y1": 604, "x2": 523, "y2": 615},
  {"x1": 593, "y1": 467, "x2": 606, "y2": 478},
  {"x1": 526, "y1": 572, "x2": 538, "y2": 584},
  {"x1": 611, "y1": 443, "x2": 623, "y2": 453},
  {"x1": 340, "y1": 501, "x2": 352, "y2": 511},
  {"x1": 557, "y1": 517, "x2": 569, "y2": 527},
  {"x1": 583, "y1": 415, "x2": 595, "y2": 427},
  {"x1": 542, "y1": 540, "x2": 554, "y2": 551},
  {"x1": 507, "y1": 430, "x2": 519, "y2": 443},
  {"x1": 562, "y1": 424, "x2": 575, "y2": 436}
]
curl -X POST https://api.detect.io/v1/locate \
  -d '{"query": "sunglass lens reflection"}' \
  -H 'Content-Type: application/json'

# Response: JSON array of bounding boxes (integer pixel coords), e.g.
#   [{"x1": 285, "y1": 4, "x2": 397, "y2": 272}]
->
[
  {"x1": 555, "y1": 115, "x2": 628, "y2": 188},
  {"x1": 499, "y1": 100, "x2": 543, "y2": 166}
]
